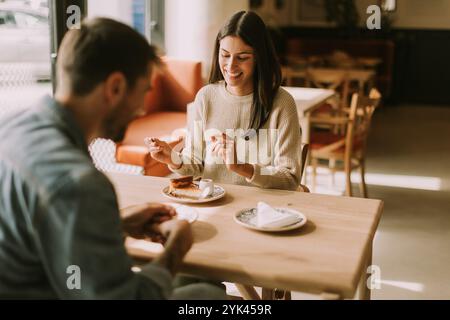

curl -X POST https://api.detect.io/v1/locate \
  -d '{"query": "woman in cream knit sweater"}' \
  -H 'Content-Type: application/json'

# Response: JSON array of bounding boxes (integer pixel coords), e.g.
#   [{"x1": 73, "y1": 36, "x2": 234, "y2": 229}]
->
[{"x1": 147, "y1": 11, "x2": 301, "y2": 191}]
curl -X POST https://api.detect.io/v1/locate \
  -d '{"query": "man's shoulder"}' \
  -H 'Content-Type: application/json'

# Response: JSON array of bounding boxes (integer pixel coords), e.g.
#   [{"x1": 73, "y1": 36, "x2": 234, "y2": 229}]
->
[
  {"x1": 0, "y1": 108, "x2": 105, "y2": 200},
  {"x1": 52, "y1": 165, "x2": 113, "y2": 198}
]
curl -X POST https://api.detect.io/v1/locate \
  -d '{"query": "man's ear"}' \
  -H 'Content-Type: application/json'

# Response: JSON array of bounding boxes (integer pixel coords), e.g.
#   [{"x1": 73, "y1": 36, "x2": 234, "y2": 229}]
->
[{"x1": 104, "y1": 72, "x2": 127, "y2": 109}]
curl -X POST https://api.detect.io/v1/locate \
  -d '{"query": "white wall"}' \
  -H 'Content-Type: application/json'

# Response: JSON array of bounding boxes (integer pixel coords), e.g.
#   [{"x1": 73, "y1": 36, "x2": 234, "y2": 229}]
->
[
  {"x1": 356, "y1": 0, "x2": 450, "y2": 30},
  {"x1": 87, "y1": 0, "x2": 133, "y2": 26},
  {"x1": 391, "y1": 0, "x2": 450, "y2": 29},
  {"x1": 251, "y1": 0, "x2": 294, "y2": 27},
  {"x1": 164, "y1": 0, "x2": 248, "y2": 78},
  {"x1": 339, "y1": 0, "x2": 450, "y2": 30}
]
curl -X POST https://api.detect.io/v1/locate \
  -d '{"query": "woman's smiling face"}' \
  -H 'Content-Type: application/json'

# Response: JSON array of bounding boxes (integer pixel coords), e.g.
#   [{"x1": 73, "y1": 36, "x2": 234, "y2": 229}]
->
[{"x1": 219, "y1": 36, "x2": 255, "y2": 96}]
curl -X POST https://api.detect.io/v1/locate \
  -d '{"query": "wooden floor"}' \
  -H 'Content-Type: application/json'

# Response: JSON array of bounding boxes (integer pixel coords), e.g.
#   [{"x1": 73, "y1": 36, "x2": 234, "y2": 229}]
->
[{"x1": 239, "y1": 105, "x2": 450, "y2": 300}]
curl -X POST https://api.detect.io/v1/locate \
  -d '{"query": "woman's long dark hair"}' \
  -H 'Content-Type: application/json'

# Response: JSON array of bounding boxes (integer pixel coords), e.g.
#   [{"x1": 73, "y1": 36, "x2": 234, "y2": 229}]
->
[{"x1": 209, "y1": 11, "x2": 282, "y2": 130}]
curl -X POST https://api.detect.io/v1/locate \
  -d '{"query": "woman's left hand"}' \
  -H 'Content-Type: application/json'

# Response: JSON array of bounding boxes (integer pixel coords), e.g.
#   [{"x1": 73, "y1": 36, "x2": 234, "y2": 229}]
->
[
  {"x1": 211, "y1": 133, "x2": 236, "y2": 171},
  {"x1": 211, "y1": 133, "x2": 254, "y2": 178}
]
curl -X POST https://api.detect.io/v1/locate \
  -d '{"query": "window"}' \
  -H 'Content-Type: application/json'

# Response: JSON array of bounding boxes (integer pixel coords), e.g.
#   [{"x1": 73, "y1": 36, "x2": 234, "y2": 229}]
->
[
  {"x1": 87, "y1": 0, "x2": 164, "y2": 47},
  {"x1": 380, "y1": 0, "x2": 396, "y2": 12},
  {"x1": 148, "y1": 0, "x2": 164, "y2": 49},
  {"x1": 14, "y1": 11, "x2": 47, "y2": 28},
  {"x1": 0, "y1": 11, "x2": 16, "y2": 27},
  {"x1": 0, "y1": 2, "x2": 52, "y2": 121}
]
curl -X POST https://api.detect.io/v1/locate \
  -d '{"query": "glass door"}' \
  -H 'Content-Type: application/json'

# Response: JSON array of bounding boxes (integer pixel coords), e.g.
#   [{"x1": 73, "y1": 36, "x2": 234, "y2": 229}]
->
[{"x1": 0, "y1": 0, "x2": 52, "y2": 120}]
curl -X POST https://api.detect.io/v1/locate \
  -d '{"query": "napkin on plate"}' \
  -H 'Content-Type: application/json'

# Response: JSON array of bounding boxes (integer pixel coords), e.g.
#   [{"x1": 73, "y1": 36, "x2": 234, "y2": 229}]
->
[{"x1": 256, "y1": 202, "x2": 300, "y2": 228}]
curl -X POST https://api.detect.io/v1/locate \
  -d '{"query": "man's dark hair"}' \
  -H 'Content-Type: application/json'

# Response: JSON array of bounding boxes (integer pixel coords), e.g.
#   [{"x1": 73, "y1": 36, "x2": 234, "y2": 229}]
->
[{"x1": 57, "y1": 17, "x2": 161, "y2": 95}]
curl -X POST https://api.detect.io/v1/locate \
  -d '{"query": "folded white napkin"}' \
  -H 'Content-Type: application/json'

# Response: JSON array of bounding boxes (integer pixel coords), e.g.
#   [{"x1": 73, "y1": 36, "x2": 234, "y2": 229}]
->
[{"x1": 256, "y1": 202, "x2": 300, "y2": 228}]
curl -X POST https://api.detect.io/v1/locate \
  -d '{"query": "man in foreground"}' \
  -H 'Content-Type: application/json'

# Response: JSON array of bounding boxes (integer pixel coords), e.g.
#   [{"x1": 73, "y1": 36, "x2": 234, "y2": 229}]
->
[{"x1": 0, "y1": 17, "x2": 225, "y2": 299}]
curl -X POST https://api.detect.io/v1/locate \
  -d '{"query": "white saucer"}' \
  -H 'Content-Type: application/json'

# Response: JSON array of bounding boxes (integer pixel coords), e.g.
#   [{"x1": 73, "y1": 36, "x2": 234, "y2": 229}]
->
[
  {"x1": 234, "y1": 207, "x2": 307, "y2": 232},
  {"x1": 162, "y1": 184, "x2": 226, "y2": 204},
  {"x1": 162, "y1": 202, "x2": 198, "y2": 223}
]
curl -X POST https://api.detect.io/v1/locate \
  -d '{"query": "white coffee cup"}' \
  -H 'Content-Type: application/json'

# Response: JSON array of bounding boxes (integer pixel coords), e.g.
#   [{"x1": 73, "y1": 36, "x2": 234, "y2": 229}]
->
[{"x1": 199, "y1": 179, "x2": 214, "y2": 197}]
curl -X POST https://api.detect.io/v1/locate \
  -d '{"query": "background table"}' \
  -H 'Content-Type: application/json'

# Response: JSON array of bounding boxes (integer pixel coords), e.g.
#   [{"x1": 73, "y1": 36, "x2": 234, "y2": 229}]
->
[
  {"x1": 283, "y1": 67, "x2": 376, "y2": 92},
  {"x1": 283, "y1": 86, "x2": 335, "y2": 144}
]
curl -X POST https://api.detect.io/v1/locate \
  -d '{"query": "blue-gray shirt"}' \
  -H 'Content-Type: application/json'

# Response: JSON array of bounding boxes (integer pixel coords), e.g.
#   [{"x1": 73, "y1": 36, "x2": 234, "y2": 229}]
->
[{"x1": 0, "y1": 96, "x2": 172, "y2": 299}]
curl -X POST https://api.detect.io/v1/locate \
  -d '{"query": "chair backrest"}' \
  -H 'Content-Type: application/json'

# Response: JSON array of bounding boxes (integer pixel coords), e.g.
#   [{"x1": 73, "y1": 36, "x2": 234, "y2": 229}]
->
[
  {"x1": 296, "y1": 143, "x2": 310, "y2": 193},
  {"x1": 300, "y1": 143, "x2": 309, "y2": 180},
  {"x1": 305, "y1": 68, "x2": 350, "y2": 110},
  {"x1": 345, "y1": 88, "x2": 381, "y2": 160},
  {"x1": 368, "y1": 87, "x2": 382, "y2": 107}
]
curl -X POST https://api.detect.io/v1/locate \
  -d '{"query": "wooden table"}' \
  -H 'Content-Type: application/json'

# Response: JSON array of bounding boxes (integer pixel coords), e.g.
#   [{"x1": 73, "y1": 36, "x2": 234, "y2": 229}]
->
[
  {"x1": 283, "y1": 86, "x2": 335, "y2": 144},
  {"x1": 109, "y1": 173, "x2": 383, "y2": 300},
  {"x1": 356, "y1": 57, "x2": 382, "y2": 69},
  {"x1": 285, "y1": 55, "x2": 382, "y2": 68},
  {"x1": 283, "y1": 67, "x2": 376, "y2": 95}
]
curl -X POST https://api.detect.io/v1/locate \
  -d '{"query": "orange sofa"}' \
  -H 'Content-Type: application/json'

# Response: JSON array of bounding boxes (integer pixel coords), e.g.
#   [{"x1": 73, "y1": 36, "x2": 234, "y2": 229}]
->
[{"x1": 115, "y1": 58, "x2": 203, "y2": 176}]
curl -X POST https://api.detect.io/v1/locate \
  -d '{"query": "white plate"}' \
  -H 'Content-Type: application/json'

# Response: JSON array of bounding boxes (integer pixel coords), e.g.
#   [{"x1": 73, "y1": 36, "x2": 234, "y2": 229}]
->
[
  {"x1": 234, "y1": 207, "x2": 307, "y2": 232},
  {"x1": 162, "y1": 184, "x2": 226, "y2": 204},
  {"x1": 162, "y1": 202, "x2": 198, "y2": 223}
]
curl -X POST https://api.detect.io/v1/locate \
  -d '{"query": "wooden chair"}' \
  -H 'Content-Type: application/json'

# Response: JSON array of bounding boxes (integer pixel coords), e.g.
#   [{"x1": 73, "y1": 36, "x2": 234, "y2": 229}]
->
[
  {"x1": 305, "y1": 68, "x2": 350, "y2": 118},
  {"x1": 281, "y1": 66, "x2": 293, "y2": 86},
  {"x1": 309, "y1": 89, "x2": 381, "y2": 198},
  {"x1": 297, "y1": 143, "x2": 310, "y2": 192}
]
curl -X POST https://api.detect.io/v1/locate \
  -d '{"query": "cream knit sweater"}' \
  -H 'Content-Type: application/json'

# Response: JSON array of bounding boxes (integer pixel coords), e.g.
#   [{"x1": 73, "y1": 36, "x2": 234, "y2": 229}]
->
[{"x1": 170, "y1": 81, "x2": 302, "y2": 191}]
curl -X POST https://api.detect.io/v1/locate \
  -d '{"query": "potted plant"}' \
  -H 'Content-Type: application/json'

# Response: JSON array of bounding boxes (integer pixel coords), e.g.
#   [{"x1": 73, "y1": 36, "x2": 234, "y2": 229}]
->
[{"x1": 324, "y1": 0, "x2": 359, "y2": 36}]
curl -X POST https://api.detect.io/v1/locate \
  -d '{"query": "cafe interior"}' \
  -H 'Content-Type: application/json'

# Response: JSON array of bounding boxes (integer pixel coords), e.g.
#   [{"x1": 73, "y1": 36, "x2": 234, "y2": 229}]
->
[{"x1": 0, "y1": 0, "x2": 449, "y2": 300}]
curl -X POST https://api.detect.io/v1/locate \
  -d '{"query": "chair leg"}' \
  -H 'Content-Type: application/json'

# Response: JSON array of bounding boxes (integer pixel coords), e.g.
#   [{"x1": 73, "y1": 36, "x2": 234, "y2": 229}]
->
[
  {"x1": 346, "y1": 175, "x2": 352, "y2": 197},
  {"x1": 261, "y1": 288, "x2": 291, "y2": 300},
  {"x1": 274, "y1": 289, "x2": 291, "y2": 300},
  {"x1": 329, "y1": 158, "x2": 336, "y2": 188},
  {"x1": 284, "y1": 291, "x2": 292, "y2": 300},
  {"x1": 235, "y1": 284, "x2": 261, "y2": 300},
  {"x1": 359, "y1": 160, "x2": 368, "y2": 198},
  {"x1": 345, "y1": 161, "x2": 352, "y2": 197},
  {"x1": 262, "y1": 288, "x2": 274, "y2": 300},
  {"x1": 303, "y1": 153, "x2": 309, "y2": 186},
  {"x1": 311, "y1": 158, "x2": 318, "y2": 192}
]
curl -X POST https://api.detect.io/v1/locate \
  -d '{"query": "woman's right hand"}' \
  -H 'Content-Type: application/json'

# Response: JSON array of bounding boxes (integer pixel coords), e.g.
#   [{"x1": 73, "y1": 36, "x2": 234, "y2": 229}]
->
[{"x1": 145, "y1": 137, "x2": 181, "y2": 168}]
